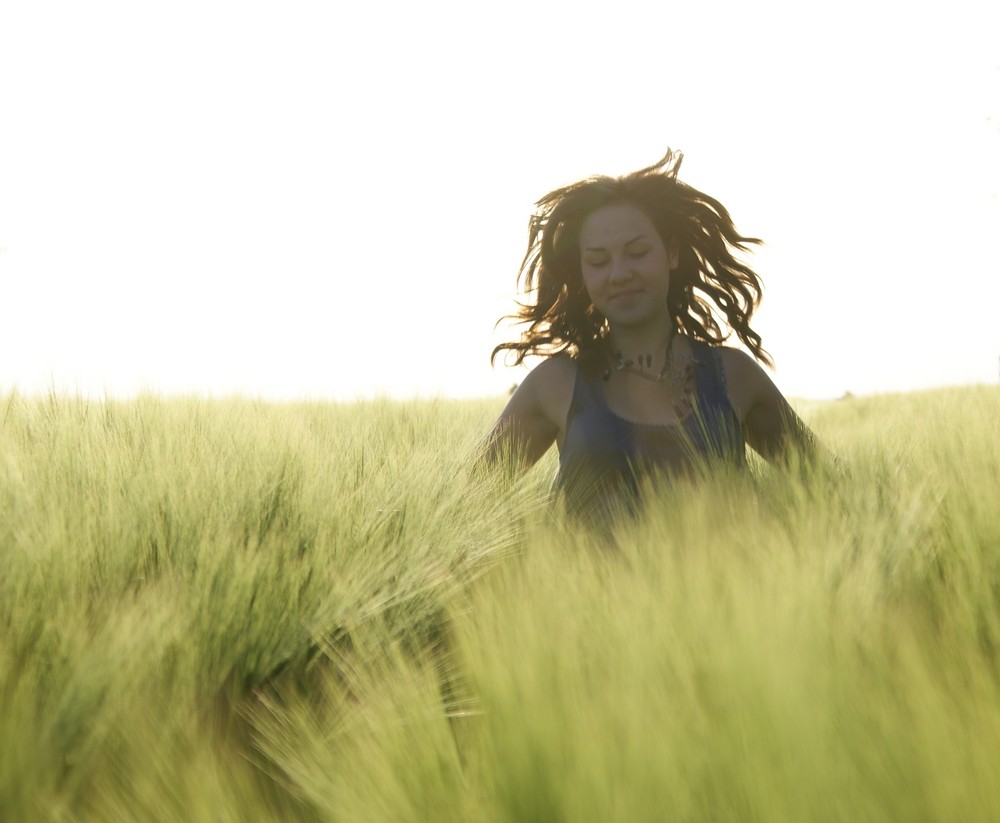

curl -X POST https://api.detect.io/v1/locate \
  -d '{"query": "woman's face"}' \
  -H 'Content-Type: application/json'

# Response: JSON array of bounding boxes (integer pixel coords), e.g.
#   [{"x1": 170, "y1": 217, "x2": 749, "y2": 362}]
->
[{"x1": 578, "y1": 202, "x2": 677, "y2": 331}]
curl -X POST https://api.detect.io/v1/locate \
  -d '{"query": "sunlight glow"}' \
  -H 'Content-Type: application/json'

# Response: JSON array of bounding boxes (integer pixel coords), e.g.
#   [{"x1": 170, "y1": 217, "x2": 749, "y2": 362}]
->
[{"x1": 1, "y1": 0, "x2": 997, "y2": 400}]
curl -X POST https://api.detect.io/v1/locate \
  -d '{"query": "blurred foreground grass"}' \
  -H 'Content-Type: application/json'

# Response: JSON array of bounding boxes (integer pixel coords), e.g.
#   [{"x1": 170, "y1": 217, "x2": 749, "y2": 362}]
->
[{"x1": 1, "y1": 387, "x2": 999, "y2": 821}]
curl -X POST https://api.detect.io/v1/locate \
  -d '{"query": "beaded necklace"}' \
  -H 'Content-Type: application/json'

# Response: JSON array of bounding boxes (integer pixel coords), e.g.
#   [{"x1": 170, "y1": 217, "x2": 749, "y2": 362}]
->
[
  {"x1": 601, "y1": 334, "x2": 697, "y2": 420},
  {"x1": 601, "y1": 332, "x2": 681, "y2": 383}
]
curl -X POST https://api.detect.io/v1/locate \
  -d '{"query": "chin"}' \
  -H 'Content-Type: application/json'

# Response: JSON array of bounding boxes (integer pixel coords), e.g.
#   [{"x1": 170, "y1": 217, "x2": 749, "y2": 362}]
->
[{"x1": 609, "y1": 310, "x2": 653, "y2": 328}]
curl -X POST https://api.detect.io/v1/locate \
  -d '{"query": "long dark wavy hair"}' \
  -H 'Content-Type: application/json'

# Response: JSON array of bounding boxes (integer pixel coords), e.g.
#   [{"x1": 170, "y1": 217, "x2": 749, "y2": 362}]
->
[{"x1": 492, "y1": 149, "x2": 772, "y2": 372}]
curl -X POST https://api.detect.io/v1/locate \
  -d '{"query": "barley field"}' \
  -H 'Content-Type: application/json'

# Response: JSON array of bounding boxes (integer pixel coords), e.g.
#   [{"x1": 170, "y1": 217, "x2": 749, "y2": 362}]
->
[{"x1": 1, "y1": 386, "x2": 999, "y2": 821}]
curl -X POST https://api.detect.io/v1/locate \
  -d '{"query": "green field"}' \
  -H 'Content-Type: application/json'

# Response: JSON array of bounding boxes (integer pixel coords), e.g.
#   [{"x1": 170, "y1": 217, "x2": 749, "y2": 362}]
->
[{"x1": 2, "y1": 387, "x2": 999, "y2": 821}]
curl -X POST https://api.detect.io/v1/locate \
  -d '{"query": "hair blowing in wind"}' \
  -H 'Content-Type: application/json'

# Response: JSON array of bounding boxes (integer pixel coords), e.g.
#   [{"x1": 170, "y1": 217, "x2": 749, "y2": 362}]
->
[{"x1": 493, "y1": 149, "x2": 772, "y2": 372}]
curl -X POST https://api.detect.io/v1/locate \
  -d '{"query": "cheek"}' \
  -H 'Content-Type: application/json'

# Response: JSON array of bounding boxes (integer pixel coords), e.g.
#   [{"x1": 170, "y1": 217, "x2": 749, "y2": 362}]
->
[{"x1": 580, "y1": 269, "x2": 601, "y2": 299}]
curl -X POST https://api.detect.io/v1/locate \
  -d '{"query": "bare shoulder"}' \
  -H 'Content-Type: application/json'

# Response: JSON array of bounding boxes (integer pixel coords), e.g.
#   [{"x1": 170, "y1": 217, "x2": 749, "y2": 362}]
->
[
  {"x1": 485, "y1": 353, "x2": 578, "y2": 469},
  {"x1": 716, "y1": 346, "x2": 779, "y2": 423},
  {"x1": 522, "y1": 352, "x2": 578, "y2": 386},
  {"x1": 509, "y1": 353, "x2": 577, "y2": 427},
  {"x1": 716, "y1": 345, "x2": 822, "y2": 463}
]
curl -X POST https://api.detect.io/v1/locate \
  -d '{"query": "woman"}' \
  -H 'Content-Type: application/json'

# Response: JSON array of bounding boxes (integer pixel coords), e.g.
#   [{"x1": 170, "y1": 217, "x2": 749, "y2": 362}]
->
[{"x1": 486, "y1": 149, "x2": 818, "y2": 520}]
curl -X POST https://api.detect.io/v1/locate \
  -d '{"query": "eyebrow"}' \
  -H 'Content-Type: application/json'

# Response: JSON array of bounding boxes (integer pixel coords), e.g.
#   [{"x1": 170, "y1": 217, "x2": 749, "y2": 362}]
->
[{"x1": 583, "y1": 234, "x2": 649, "y2": 252}]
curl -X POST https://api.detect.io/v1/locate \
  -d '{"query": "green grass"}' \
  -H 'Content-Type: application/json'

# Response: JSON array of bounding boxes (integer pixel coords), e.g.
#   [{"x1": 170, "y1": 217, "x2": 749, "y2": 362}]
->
[{"x1": 1, "y1": 386, "x2": 999, "y2": 821}]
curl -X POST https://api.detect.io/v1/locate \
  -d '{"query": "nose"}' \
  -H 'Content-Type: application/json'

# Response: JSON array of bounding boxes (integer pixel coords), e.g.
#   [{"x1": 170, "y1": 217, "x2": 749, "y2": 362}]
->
[{"x1": 608, "y1": 254, "x2": 633, "y2": 283}]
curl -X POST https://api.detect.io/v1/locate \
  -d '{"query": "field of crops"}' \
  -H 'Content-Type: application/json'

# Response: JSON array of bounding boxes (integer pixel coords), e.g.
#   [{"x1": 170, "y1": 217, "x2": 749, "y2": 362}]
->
[{"x1": 2, "y1": 386, "x2": 999, "y2": 821}]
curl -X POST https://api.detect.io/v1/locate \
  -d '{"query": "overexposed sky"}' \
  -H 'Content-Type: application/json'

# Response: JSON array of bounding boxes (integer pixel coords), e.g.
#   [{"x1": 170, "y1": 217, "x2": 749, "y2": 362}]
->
[{"x1": 1, "y1": 0, "x2": 998, "y2": 401}]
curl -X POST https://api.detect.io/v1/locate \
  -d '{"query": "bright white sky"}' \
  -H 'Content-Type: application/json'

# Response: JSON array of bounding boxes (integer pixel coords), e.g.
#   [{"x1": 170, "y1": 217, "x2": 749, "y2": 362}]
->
[{"x1": 1, "y1": 0, "x2": 998, "y2": 402}]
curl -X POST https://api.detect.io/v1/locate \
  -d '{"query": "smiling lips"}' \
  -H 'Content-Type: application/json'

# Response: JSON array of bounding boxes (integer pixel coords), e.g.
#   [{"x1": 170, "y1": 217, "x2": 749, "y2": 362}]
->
[{"x1": 610, "y1": 288, "x2": 643, "y2": 301}]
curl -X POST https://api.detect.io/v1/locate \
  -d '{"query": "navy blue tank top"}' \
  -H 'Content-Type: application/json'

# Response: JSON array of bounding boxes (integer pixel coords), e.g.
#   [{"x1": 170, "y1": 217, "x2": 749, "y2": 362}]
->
[{"x1": 556, "y1": 338, "x2": 745, "y2": 519}]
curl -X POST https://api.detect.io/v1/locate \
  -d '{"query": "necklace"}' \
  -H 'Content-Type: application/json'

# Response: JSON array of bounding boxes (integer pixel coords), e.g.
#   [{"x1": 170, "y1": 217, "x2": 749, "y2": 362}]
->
[
  {"x1": 609, "y1": 351, "x2": 670, "y2": 382},
  {"x1": 601, "y1": 334, "x2": 697, "y2": 422},
  {"x1": 601, "y1": 333, "x2": 682, "y2": 383}
]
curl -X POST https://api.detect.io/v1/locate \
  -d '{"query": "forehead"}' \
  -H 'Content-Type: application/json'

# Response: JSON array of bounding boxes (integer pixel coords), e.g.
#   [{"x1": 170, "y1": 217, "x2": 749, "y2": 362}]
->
[{"x1": 579, "y1": 202, "x2": 659, "y2": 248}]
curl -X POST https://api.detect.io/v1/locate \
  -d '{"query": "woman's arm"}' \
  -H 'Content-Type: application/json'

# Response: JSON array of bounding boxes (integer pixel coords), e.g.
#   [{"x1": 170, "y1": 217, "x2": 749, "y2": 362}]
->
[{"x1": 719, "y1": 348, "x2": 820, "y2": 464}]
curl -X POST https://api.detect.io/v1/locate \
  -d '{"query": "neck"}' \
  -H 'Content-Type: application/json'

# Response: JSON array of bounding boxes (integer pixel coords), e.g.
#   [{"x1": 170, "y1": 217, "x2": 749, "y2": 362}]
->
[
  {"x1": 606, "y1": 319, "x2": 676, "y2": 362},
  {"x1": 602, "y1": 320, "x2": 679, "y2": 383}
]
